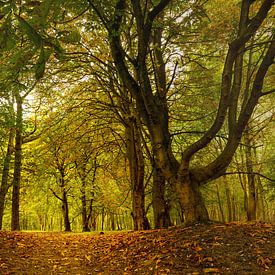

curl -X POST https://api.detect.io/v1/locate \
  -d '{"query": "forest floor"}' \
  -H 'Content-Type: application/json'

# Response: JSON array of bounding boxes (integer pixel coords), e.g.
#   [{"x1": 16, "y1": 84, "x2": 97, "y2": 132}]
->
[{"x1": 0, "y1": 221, "x2": 274, "y2": 274}]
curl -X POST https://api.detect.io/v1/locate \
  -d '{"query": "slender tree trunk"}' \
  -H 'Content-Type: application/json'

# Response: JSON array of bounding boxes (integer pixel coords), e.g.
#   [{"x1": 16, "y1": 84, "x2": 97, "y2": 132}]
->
[
  {"x1": 101, "y1": 208, "x2": 105, "y2": 231},
  {"x1": 81, "y1": 189, "x2": 90, "y2": 232},
  {"x1": 216, "y1": 184, "x2": 225, "y2": 222},
  {"x1": 244, "y1": 128, "x2": 256, "y2": 221},
  {"x1": 152, "y1": 167, "x2": 171, "y2": 228},
  {"x1": 0, "y1": 128, "x2": 14, "y2": 230},
  {"x1": 232, "y1": 194, "x2": 236, "y2": 221},
  {"x1": 57, "y1": 167, "x2": 71, "y2": 232},
  {"x1": 86, "y1": 195, "x2": 94, "y2": 230},
  {"x1": 256, "y1": 177, "x2": 266, "y2": 220},
  {"x1": 223, "y1": 176, "x2": 233, "y2": 222},
  {"x1": 61, "y1": 188, "x2": 71, "y2": 232},
  {"x1": 79, "y1": 176, "x2": 90, "y2": 232},
  {"x1": 11, "y1": 94, "x2": 23, "y2": 231}
]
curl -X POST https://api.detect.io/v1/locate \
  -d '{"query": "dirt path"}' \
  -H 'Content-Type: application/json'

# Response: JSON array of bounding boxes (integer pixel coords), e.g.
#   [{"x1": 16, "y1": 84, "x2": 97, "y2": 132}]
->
[{"x1": 0, "y1": 222, "x2": 274, "y2": 274}]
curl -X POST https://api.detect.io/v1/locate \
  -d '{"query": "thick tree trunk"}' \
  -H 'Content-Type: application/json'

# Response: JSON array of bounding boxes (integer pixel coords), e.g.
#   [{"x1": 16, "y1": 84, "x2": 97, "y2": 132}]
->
[
  {"x1": 11, "y1": 94, "x2": 23, "y2": 231},
  {"x1": 176, "y1": 176, "x2": 209, "y2": 225},
  {"x1": 0, "y1": 128, "x2": 14, "y2": 230},
  {"x1": 152, "y1": 168, "x2": 171, "y2": 228},
  {"x1": 126, "y1": 118, "x2": 149, "y2": 230}
]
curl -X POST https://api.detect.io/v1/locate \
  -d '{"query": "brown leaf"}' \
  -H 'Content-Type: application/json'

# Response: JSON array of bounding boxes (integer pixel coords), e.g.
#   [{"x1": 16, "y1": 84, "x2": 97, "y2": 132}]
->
[
  {"x1": 85, "y1": 255, "x2": 91, "y2": 263},
  {"x1": 257, "y1": 256, "x2": 271, "y2": 269},
  {"x1": 203, "y1": 268, "x2": 220, "y2": 273},
  {"x1": 193, "y1": 245, "x2": 203, "y2": 252}
]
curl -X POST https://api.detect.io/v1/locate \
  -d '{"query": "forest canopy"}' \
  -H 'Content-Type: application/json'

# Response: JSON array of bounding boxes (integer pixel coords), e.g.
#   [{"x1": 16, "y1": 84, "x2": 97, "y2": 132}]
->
[{"x1": 0, "y1": 0, "x2": 274, "y2": 231}]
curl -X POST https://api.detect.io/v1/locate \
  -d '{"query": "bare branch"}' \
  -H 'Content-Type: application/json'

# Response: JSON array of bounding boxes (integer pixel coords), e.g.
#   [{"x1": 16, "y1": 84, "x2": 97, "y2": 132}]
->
[
  {"x1": 223, "y1": 171, "x2": 275, "y2": 182},
  {"x1": 49, "y1": 188, "x2": 63, "y2": 201}
]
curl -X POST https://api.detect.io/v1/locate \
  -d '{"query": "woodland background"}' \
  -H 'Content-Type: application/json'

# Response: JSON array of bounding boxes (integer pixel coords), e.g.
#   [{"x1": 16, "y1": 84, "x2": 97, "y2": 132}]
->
[{"x1": 0, "y1": 0, "x2": 274, "y2": 232}]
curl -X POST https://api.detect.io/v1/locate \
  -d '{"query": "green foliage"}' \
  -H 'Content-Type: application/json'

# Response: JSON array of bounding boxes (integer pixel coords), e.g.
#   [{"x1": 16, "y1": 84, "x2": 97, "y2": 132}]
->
[
  {"x1": 0, "y1": 17, "x2": 16, "y2": 51},
  {"x1": 17, "y1": 15, "x2": 43, "y2": 47},
  {"x1": 35, "y1": 46, "x2": 52, "y2": 80},
  {"x1": 59, "y1": 29, "x2": 81, "y2": 44},
  {"x1": 0, "y1": 1, "x2": 12, "y2": 19},
  {"x1": 39, "y1": 0, "x2": 54, "y2": 25}
]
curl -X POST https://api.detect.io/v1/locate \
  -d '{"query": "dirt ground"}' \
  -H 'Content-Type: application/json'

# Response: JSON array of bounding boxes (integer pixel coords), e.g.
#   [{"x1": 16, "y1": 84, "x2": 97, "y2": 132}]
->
[{"x1": 0, "y1": 221, "x2": 274, "y2": 274}]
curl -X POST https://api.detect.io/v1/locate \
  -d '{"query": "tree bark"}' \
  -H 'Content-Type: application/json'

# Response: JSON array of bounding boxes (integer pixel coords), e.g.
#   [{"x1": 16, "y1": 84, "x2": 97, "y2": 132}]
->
[
  {"x1": 81, "y1": 190, "x2": 90, "y2": 232},
  {"x1": 11, "y1": 93, "x2": 23, "y2": 231},
  {"x1": 126, "y1": 117, "x2": 148, "y2": 230},
  {"x1": 51, "y1": 165, "x2": 72, "y2": 232},
  {"x1": 75, "y1": 156, "x2": 97, "y2": 232},
  {"x1": 152, "y1": 167, "x2": 171, "y2": 228},
  {"x1": 175, "y1": 176, "x2": 209, "y2": 225},
  {"x1": 216, "y1": 184, "x2": 225, "y2": 223},
  {"x1": 0, "y1": 128, "x2": 14, "y2": 229},
  {"x1": 223, "y1": 176, "x2": 232, "y2": 222},
  {"x1": 244, "y1": 127, "x2": 256, "y2": 221},
  {"x1": 61, "y1": 187, "x2": 71, "y2": 232},
  {"x1": 256, "y1": 177, "x2": 266, "y2": 220}
]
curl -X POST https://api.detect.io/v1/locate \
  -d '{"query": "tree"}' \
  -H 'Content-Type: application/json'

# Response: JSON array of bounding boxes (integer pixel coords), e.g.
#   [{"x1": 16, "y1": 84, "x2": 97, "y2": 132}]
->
[
  {"x1": 0, "y1": 101, "x2": 15, "y2": 229},
  {"x1": 88, "y1": 0, "x2": 275, "y2": 224}
]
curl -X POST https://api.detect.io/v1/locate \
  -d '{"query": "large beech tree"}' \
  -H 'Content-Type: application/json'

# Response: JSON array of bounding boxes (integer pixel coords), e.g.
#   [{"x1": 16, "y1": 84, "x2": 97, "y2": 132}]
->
[{"x1": 88, "y1": 0, "x2": 275, "y2": 224}]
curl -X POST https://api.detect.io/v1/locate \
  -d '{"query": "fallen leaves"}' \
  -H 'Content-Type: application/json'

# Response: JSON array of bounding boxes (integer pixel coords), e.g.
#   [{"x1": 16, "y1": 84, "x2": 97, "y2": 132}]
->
[
  {"x1": 0, "y1": 221, "x2": 274, "y2": 274},
  {"x1": 203, "y1": 267, "x2": 221, "y2": 273},
  {"x1": 257, "y1": 256, "x2": 272, "y2": 269}
]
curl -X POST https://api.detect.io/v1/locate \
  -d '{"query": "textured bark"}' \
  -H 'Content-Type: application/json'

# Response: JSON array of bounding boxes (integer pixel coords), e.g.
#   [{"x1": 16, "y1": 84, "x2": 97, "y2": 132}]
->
[
  {"x1": 176, "y1": 178, "x2": 209, "y2": 225},
  {"x1": 216, "y1": 184, "x2": 225, "y2": 223},
  {"x1": 256, "y1": 178, "x2": 266, "y2": 220},
  {"x1": 152, "y1": 168, "x2": 171, "y2": 228},
  {"x1": 61, "y1": 188, "x2": 71, "y2": 232},
  {"x1": 0, "y1": 128, "x2": 14, "y2": 229},
  {"x1": 11, "y1": 94, "x2": 23, "y2": 231},
  {"x1": 126, "y1": 117, "x2": 148, "y2": 230},
  {"x1": 244, "y1": 128, "x2": 256, "y2": 221},
  {"x1": 76, "y1": 157, "x2": 97, "y2": 232},
  {"x1": 223, "y1": 176, "x2": 233, "y2": 222},
  {"x1": 51, "y1": 164, "x2": 72, "y2": 232},
  {"x1": 81, "y1": 191, "x2": 90, "y2": 232}
]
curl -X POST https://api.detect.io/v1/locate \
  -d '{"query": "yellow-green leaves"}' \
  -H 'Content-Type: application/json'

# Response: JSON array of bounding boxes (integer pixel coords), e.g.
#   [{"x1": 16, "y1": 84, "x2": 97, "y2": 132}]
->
[
  {"x1": 59, "y1": 29, "x2": 82, "y2": 44},
  {"x1": 40, "y1": 0, "x2": 54, "y2": 25}
]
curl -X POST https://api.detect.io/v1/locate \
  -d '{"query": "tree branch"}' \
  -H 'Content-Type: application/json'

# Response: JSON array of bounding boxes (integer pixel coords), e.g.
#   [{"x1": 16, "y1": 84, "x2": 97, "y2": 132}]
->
[
  {"x1": 180, "y1": 0, "x2": 274, "y2": 168},
  {"x1": 49, "y1": 188, "x2": 63, "y2": 201},
  {"x1": 260, "y1": 88, "x2": 275, "y2": 97},
  {"x1": 223, "y1": 171, "x2": 275, "y2": 182}
]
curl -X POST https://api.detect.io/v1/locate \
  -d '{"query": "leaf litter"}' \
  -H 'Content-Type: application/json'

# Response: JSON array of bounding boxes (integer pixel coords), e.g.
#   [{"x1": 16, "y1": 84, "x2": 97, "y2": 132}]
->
[{"x1": 0, "y1": 221, "x2": 274, "y2": 274}]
